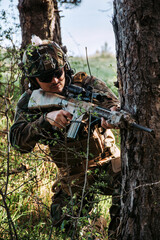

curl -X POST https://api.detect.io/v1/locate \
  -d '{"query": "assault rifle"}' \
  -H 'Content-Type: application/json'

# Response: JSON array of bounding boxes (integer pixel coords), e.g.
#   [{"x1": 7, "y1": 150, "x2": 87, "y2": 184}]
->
[{"x1": 28, "y1": 84, "x2": 153, "y2": 138}]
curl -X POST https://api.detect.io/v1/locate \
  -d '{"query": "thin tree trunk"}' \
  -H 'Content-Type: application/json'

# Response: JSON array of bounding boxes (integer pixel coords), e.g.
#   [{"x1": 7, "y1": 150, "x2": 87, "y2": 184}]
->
[{"x1": 112, "y1": 0, "x2": 160, "y2": 239}]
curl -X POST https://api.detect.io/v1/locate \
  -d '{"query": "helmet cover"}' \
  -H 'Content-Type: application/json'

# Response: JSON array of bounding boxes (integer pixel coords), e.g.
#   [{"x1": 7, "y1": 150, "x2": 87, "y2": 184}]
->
[{"x1": 22, "y1": 41, "x2": 66, "y2": 77}]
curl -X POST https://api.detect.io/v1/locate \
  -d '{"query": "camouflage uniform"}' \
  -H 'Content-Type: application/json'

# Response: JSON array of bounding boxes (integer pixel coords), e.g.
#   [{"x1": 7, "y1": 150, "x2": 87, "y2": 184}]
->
[{"x1": 10, "y1": 72, "x2": 121, "y2": 238}]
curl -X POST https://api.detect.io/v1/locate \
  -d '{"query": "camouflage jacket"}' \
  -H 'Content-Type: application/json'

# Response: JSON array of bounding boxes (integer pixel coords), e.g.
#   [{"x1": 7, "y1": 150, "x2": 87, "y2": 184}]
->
[{"x1": 10, "y1": 72, "x2": 120, "y2": 193}]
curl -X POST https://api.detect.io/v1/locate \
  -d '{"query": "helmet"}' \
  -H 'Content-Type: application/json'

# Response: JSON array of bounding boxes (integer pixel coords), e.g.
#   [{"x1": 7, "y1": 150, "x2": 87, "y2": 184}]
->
[{"x1": 22, "y1": 41, "x2": 67, "y2": 78}]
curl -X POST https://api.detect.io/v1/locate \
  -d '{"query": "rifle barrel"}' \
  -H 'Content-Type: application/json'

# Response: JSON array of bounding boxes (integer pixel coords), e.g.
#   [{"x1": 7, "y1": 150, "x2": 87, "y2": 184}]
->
[{"x1": 131, "y1": 123, "x2": 153, "y2": 133}]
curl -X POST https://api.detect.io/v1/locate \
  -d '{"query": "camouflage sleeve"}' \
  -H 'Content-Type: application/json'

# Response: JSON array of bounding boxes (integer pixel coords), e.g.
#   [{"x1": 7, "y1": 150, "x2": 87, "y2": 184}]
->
[
  {"x1": 73, "y1": 72, "x2": 120, "y2": 109},
  {"x1": 10, "y1": 91, "x2": 53, "y2": 153}
]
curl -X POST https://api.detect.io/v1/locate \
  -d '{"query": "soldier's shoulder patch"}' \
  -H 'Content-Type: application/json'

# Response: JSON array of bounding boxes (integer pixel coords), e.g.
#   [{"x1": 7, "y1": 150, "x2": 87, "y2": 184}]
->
[{"x1": 73, "y1": 72, "x2": 88, "y2": 84}]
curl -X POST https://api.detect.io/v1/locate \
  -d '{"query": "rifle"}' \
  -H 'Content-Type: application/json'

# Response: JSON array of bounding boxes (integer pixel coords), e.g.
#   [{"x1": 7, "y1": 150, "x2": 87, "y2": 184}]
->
[{"x1": 28, "y1": 84, "x2": 153, "y2": 138}]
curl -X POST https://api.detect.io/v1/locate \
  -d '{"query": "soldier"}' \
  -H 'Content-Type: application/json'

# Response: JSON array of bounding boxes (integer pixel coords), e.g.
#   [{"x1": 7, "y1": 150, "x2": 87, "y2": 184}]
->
[{"x1": 10, "y1": 37, "x2": 121, "y2": 239}]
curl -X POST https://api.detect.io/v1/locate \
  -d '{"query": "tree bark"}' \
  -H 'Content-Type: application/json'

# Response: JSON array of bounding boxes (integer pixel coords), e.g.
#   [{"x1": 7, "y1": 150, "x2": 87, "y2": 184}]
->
[
  {"x1": 112, "y1": 0, "x2": 160, "y2": 239},
  {"x1": 18, "y1": 0, "x2": 62, "y2": 49}
]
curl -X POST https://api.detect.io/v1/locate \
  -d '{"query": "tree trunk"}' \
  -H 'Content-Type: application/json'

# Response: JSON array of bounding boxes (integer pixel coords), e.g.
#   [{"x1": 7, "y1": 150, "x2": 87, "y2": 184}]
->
[
  {"x1": 112, "y1": 1, "x2": 160, "y2": 239},
  {"x1": 18, "y1": 0, "x2": 62, "y2": 49},
  {"x1": 18, "y1": 0, "x2": 62, "y2": 92}
]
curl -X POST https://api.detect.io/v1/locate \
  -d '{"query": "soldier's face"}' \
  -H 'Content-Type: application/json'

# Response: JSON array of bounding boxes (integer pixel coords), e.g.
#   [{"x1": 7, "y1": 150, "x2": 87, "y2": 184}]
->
[{"x1": 36, "y1": 68, "x2": 65, "y2": 93}]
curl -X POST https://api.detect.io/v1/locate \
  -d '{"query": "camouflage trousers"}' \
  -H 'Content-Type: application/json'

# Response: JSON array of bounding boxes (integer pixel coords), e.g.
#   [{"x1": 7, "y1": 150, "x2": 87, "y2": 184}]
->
[{"x1": 50, "y1": 160, "x2": 121, "y2": 239}]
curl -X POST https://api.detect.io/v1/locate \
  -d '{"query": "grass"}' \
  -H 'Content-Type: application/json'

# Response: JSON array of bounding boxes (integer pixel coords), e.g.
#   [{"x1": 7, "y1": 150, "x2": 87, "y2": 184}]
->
[
  {"x1": 69, "y1": 53, "x2": 118, "y2": 96},
  {"x1": 0, "y1": 52, "x2": 118, "y2": 239}
]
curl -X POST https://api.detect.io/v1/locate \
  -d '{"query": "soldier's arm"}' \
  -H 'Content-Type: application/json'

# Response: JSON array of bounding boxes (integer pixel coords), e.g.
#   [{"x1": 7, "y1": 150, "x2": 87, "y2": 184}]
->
[{"x1": 10, "y1": 91, "x2": 53, "y2": 153}]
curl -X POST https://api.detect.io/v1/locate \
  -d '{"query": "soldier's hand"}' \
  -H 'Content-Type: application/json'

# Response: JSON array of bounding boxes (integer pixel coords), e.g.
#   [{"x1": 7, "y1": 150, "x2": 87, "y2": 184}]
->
[
  {"x1": 101, "y1": 117, "x2": 115, "y2": 129},
  {"x1": 46, "y1": 110, "x2": 72, "y2": 129},
  {"x1": 101, "y1": 106, "x2": 119, "y2": 129}
]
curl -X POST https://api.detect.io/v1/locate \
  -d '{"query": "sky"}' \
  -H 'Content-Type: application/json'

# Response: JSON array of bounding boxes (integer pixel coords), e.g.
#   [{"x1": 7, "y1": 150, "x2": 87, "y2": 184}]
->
[
  {"x1": 0, "y1": 0, "x2": 115, "y2": 56},
  {"x1": 59, "y1": 0, "x2": 115, "y2": 56}
]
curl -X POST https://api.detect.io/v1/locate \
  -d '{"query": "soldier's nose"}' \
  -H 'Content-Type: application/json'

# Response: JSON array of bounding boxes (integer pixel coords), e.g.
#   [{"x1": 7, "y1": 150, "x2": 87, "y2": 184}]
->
[{"x1": 51, "y1": 77, "x2": 59, "y2": 84}]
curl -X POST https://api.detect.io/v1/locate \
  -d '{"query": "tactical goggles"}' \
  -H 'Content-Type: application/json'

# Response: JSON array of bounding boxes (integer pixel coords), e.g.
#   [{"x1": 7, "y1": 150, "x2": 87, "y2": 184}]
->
[{"x1": 38, "y1": 68, "x2": 63, "y2": 83}]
